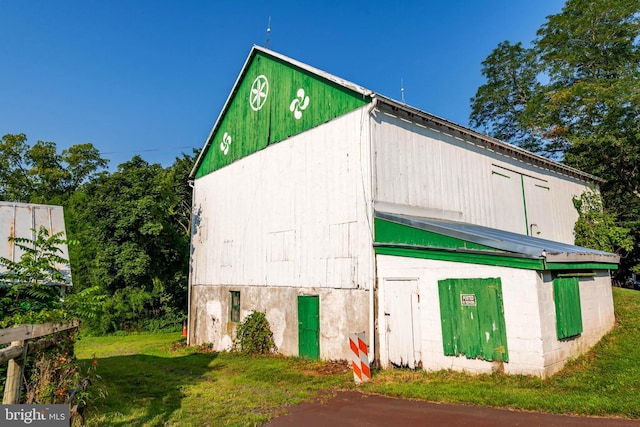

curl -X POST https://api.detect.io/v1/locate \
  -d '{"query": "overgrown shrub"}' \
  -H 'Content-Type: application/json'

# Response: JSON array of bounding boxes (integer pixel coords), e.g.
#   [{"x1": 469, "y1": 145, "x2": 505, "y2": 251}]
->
[
  {"x1": 23, "y1": 330, "x2": 77, "y2": 404},
  {"x1": 0, "y1": 227, "x2": 98, "y2": 406},
  {"x1": 234, "y1": 311, "x2": 276, "y2": 355}
]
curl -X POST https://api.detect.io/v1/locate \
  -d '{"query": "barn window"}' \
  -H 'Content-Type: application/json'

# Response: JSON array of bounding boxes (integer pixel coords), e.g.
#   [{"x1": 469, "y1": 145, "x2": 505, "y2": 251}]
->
[
  {"x1": 553, "y1": 277, "x2": 583, "y2": 339},
  {"x1": 230, "y1": 291, "x2": 241, "y2": 322}
]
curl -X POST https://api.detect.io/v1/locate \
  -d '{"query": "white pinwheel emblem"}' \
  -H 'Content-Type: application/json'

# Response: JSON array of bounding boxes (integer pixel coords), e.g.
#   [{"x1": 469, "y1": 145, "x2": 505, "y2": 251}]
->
[
  {"x1": 289, "y1": 88, "x2": 310, "y2": 120},
  {"x1": 220, "y1": 132, "x2": 232, "y2": 155},
  {"x1": 250, "y1": 75, "x2": 269, "y2": 111}
]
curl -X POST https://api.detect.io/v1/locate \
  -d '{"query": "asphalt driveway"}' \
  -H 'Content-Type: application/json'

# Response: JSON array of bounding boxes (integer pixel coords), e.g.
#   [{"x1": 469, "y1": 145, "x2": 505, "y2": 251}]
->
[{"x1": 264, "y1": 391, "x2": 639, "y2": 426}]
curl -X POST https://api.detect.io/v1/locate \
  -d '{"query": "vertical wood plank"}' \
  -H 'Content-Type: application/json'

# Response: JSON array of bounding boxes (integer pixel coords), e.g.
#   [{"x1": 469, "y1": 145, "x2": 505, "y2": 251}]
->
[{"x1": 2, "y1": 341, "x2": 24, "y2": 404}]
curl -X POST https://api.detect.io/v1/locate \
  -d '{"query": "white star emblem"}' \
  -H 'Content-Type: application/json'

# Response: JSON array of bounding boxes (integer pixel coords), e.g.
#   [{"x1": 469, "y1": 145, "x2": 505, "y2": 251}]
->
[
  {"x1": 289, "y1": 88, "x2": 310, "y2": 120},
  {"x1": 250, "y1": 75, "x2": 269, "y2": 111},
  {"x1": 220, "y1": 132, "x2": 232, "y2": 155}
]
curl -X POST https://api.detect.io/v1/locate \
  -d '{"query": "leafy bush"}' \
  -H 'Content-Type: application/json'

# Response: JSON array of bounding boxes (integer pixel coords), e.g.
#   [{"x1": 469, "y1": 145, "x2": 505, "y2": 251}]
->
[
  {"x1": 234, "y1": 311, "x2": 276, "y2": 355},
  {"x1": 0, "y1": 227, "x2": 92, "y2": 405},
  {"x1": 573, "y1": 190, "x2": 633, "y2": 254},
  {"x1": 0, "y1": 226, "x2": 71, "y2": 325}
]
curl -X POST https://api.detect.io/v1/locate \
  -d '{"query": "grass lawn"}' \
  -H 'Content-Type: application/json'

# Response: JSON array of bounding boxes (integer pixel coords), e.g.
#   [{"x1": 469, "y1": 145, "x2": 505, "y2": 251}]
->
[
  {"x1": 76, "y1": 287, "x2": 640, "y2": 425},
  {"x1": 363, "y1": 287, "x2": 640, "y2": 418},
  {"x1": 75, "y1": 333, "x2": 354, "y2": 426}
]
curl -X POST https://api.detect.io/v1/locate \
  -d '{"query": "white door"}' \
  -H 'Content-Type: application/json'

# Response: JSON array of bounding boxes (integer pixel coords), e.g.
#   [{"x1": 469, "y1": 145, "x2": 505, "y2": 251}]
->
[
  {"x1": 491, "y1": 168, "x2": 527, "y2": 235},
  {"x1": 383, "y1": 279, "x2": 421, "y2": 368},
  {"x1": 522, "y1": 176, "x2": 555, "y2": 239}
]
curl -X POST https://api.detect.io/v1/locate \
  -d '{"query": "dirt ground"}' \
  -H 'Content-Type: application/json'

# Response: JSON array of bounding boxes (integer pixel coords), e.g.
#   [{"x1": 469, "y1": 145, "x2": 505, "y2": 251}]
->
[{"x1": 264, "y1": 391, "x2": 640, "y2": 426}]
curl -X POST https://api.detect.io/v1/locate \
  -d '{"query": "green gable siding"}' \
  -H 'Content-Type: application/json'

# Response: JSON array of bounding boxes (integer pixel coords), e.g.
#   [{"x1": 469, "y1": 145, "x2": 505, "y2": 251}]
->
[{"x1": 195, "y1": 52, "x2": 371, "y2": 178}]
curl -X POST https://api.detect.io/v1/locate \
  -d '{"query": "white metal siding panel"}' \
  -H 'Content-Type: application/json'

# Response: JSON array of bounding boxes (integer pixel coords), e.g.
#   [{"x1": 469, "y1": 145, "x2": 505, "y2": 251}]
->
[
  {"x1": 491, "y1": 168, "x2": 527, "y2": 234},
  {"x1": 523, "y1": 176, "x2": 555, "y2": 239},
  {"x1": 372, "y1": 111, "x2": 593, "y2": 244},
  {"x1": 0, "y1": 202, "x2": 71, "y2": 284},
  {"x1": 190, "y1": 108, "x2": 374, "y2": 289}
]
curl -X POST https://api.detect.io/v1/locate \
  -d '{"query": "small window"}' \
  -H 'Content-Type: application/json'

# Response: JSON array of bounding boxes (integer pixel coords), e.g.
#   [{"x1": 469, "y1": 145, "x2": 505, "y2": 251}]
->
[
  {"x1": 553, "y1": 277, "x2": 583, "y2": 339},
  {"x1": 230, "y1": 291, "x2": 240, "y2": 322}
]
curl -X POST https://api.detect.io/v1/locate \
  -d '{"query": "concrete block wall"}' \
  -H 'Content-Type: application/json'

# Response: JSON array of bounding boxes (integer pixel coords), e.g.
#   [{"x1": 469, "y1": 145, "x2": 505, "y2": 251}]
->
[
  {"x1": 190, "y1": 284, "x2": 369, "y2": 360},
  {"x1": 538, "y1": 271, "x2": 615, "y2": 376}
]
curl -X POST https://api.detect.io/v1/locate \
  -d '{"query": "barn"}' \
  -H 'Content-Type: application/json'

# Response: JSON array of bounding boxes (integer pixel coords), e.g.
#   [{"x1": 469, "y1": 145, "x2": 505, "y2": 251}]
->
[{"x1": 188, "y1": 46, "x2": 619, "y2": 377}]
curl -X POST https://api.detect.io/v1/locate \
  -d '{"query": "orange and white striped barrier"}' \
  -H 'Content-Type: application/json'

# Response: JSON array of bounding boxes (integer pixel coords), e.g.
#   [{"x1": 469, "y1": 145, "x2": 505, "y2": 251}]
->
[{"x1": 349, "y1": 332, "x2": 370, "y2": 383}]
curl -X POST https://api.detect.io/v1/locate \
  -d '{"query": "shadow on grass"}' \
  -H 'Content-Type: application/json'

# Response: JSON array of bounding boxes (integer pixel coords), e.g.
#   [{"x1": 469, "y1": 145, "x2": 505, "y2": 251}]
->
[{"x1": 80, "y1": 351, "x2": 221, "y2": 426}]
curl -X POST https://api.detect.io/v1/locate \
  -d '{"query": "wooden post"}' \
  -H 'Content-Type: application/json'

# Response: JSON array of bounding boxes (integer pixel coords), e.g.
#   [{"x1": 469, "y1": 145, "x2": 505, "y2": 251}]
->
[{"x1": 2, "y1": 340, "x2": 25, "y2": 404}]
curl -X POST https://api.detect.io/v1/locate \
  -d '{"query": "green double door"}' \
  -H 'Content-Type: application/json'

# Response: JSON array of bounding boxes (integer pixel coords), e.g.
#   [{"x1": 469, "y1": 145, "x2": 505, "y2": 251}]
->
[{"x1": 298, "y1": 295, "x2": 320, "y2": 359}]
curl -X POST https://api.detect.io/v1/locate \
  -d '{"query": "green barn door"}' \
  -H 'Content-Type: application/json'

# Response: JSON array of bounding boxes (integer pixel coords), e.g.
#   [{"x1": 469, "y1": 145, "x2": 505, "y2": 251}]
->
[
  {"x1": 438, "y1": 278, "x2": 509, "y2": 362},
  {"x1": 298, "y1": 296, "x2": 320, "y2": 359}
]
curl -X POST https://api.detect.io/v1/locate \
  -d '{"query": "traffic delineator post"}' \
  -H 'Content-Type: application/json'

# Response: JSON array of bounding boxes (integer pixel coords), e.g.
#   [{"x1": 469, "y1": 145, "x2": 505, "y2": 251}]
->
[
  {"x1": 349, "y1": 332, "x2": 370, "y2": 383},
  {"x1": 182, "y1": 320, "x2": 188, "y2": 337}
]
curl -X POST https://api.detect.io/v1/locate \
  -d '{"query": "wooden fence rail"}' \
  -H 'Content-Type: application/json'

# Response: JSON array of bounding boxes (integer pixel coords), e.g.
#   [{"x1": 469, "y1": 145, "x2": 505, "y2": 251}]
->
[
  {"x1": 0, "y1": 320, "x2": 79, "y2": 345},
  {"x1": 0, "y1": 320, "x2": 79, "y2": 404}
]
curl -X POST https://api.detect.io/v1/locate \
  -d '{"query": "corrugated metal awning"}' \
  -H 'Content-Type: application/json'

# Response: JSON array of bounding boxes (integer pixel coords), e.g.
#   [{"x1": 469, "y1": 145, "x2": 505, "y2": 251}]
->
[{"x1": 375, "y1": 211, "x2": 619, "y2": 265}]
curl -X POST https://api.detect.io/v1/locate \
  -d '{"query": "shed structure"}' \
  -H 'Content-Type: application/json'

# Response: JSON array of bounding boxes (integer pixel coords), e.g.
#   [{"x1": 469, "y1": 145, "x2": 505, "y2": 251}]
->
[
  {"x1": 0, "y1": 201, "x2": 72, "y2": 286},
  {"x1": 188, "y1": 46, "x2": 619, "y2": 377}
]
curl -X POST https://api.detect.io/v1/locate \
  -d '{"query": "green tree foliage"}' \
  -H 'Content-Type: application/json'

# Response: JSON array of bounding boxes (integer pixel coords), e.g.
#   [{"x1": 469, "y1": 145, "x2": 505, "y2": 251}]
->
[
  {"x1": 1, "y1": 133, "x2": 196, "y2": 334},
  {"x1": 0, "y1": 228, "x2": 97, "y2": 407},
  {"x1": 470, "y1": 41, "x2": 544, "y2": 153},
  {"x1": 573, "y1": 190, "x2": 633, "y2": 253},
  {"x1": 68, "y1": 154, "x2": 195, "y2": 333},
  {"x1": 470, "y1": 0, "x2": 640, "y2": 273},
  {"x1": 0, "y1": 133, "x2": 108, "y2": 204}
]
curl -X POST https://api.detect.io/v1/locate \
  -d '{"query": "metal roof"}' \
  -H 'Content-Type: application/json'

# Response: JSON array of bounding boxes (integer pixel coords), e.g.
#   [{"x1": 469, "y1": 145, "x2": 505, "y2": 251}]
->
[
  {"x1": 375, "y1": 211, "x2": 619, "y2": 265},
  {"x1": 190, "y1": 46, "x2": 603, "y2": 184}
]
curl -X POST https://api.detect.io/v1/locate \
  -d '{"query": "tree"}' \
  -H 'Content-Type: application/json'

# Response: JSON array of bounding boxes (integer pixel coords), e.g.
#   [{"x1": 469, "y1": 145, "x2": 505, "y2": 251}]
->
[
  {"x1": 0, "y1": 133, "x2": 108, "y2": 203},
  {"x1": 573, "y1": 190, "x2": 633, "y2": 254},
  {"x1": 1, "y1": 132, "x2": 196, "y2": 333},
  {"x1": 470, "y1": 41, "x2": 545, "y2": 153},
  {"x1": 0, "y1": 133, "x2": 31, "y2": 202},
  {"x1": 68, "y1": 154, "x2": 195, "y2": 333},
  {"x1": 470, "y1": 0, "x2": 640, "y2": 274}
]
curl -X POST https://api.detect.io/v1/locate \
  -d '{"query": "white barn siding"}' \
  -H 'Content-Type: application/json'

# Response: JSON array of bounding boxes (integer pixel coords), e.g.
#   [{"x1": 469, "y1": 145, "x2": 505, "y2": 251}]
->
[
  {"x1": 0, "y1": 202, "x2": 71, "y2": 285},
  {"x1": 190, "y1": 108, "x2": 375, "y2": 351},
  {"x1": 371, "y1": 110, "x2": 593, "y2": 244},
  {"x1": 191, "y1": 108, "x2": 374, "y2": 289}
]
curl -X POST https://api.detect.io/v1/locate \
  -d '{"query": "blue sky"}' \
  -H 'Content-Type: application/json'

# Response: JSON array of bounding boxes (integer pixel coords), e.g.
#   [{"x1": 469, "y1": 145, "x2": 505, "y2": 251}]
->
[{"x1": 1, "y1": 1, "x2": 566, "y2": 169}]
